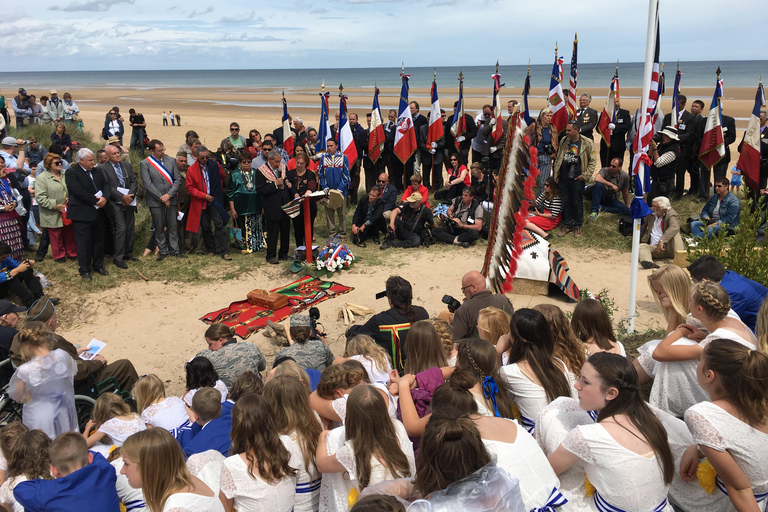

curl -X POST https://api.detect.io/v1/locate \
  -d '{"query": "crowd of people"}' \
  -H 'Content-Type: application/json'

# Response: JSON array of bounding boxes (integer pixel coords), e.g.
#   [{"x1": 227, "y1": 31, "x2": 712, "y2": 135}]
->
[{"x1": 0, "y1": 253, "x2": 765, "y2": 512}]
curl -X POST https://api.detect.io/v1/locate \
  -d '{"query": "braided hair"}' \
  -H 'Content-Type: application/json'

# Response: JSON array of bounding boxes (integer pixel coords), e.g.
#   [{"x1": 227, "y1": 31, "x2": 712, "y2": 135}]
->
[
  {"x1": 691, "y1": 281, "x2": 730, "y2": 321},
  {"x1": 454, "y1": 338, "x2": 516, "y2": 418}
]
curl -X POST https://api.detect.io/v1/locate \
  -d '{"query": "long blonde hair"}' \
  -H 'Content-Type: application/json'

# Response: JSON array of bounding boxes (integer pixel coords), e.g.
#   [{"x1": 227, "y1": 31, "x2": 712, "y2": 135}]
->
[
  {"x1": 16, "y1": 321, "x2": 54, "y2": 363},
  {"x1": 344, "y1": 335, "x2": 392, "y2": 375},
  {"x1": 122, "y1": 429, "x2": 193, "y2": 512},
  {"x1": 132, "y1": 375, "x2": 167, "y2": 414},
  {"x1": 648, "y1": 265, "x2": 691, "y2": 323},
  {"x1": 429, "y1": 319, "x2": 454, "y2": 360},
  {"x1": 757, "y1": 298, "x2": 768, "y2": 355},
  {"x1": 476, "y1": 307, "x2": 511, "y2": 346}
]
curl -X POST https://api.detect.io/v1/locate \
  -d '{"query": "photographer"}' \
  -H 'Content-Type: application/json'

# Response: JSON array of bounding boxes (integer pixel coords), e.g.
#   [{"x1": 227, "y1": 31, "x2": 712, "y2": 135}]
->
[
  {"x1": 0, "y1": 241, "x2": 52, "y2": 308},
  {"x1": 525, "y1": 107, "x2": 558, "y2": 190},
  {"x1": 433, "y1": 186, "x2": 483, "y2": 248},
  {"x1": 380, "y1": 192, "x2": 434, "y2": 249},
  {"x1": 647, "y1": 126, "x2": 680, "y2": 205},
  {"x1": 553, "y1": 120, "x2": 596, "y2": 239},
  {"x1": 451, "y1": 270, "x2": 514, "y2": 339},
  {"x1": 346, "y1": 276, "x2": 428, "y2": 372}
]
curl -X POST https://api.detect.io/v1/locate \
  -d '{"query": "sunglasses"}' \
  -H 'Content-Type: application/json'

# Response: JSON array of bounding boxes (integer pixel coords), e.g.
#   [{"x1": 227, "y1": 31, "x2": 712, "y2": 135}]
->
[
  {"x1": 230, "y1": 128, "x2": 239, "y2": 132},
  {"x1": 52, "y1": 161, "x2": 62, "y2": 165},
  {"x1": 109, "y1": 112, "x2": 116, "y2": 115}
]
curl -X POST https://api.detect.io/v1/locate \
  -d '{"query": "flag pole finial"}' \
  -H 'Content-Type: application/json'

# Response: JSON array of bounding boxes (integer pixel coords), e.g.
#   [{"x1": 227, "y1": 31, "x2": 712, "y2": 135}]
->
[
  {"x1": 339, "y1": 83, "x2": 344, "y2": 95},
  {"x1": 321, "y1": 80, "x2": 325, "y2": 93},
  {"x1": 434, "y1": 69, "x2": 437, "y2": 81},
  {"x1": 615, "y1": 60, "x2": 619, "y2": 74},
  {"x1": 574, "y1": 32, "x2": 578, "y2": 43},
  {"x1": 495, "y1": 61, "x2": 499, "y2": 74},
  {"x1": 716, "y1": 66, "x2": 722, "y2": 78},
  {"x1": 459, "y1": 71, "x2": 464, "y2": 81},
  {"x1": 527, "y1": 59, "x2": 530, "y2": 73},
  {"x1": 554, "y1": 42, "x2": 558, "y2": 56}
]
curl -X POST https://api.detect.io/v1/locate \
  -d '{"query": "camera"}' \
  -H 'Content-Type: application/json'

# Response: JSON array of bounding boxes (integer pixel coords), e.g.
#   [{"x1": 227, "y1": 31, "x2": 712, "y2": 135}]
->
[
  {"x1": 542, "y1": 143, "x2": 555, "y2": 156},
  {"x1": 245, "y1": 138, "x2": 254, "y2": 148},
  {"x1": 480, "y1": 156, "x2": 491, "y2": 170},
  {"x1": 375, "y1": 290, "x2": 388, "y2": 300},
  {"x1": 308, "y1": 306, "x2": 325, "y2": 337},
  {"x1": 441, "y1": 294, "x2": 462, "y2": 313}
]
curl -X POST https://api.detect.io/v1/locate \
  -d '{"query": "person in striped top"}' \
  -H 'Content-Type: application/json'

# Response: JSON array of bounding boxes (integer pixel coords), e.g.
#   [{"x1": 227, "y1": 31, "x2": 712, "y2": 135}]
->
[{"x1": 525, "y1": 177, "x2": 562, "y2": 240}]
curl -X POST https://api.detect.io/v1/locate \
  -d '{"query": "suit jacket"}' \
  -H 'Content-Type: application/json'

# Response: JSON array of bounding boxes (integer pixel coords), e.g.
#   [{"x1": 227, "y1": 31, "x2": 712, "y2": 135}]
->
[
  {"x1": 722, "y1": 115, "x2": 737, "y2": 159},
  {"x1": 576, "y1": 107, "x2": 599, "y2": 139},
  {"x1": 413, "y1": 113, "x2": 428, "y2": 134},
  {"x1": 640, "y1": 208, "x2": 681, "y2": 246},
  {"x1": 609, "y1": 108, "x2": 632, "y2": 148},
  {"x1": 352, "y1": 195, "x2": 385, "y2": 228},
  {"x1": 444, "y1": 113, "x2": 478, "y2": 155},
  {"x1": 417, "y1": 123, "x2": 445, "y2": 165},
  {"x1": 182, "y1": 415, "x2": 232, "y2": 458},
  {"x1": 255, "y1": 163, "x2": 291, "y2": 221},
  {"x1": 185, "y1": 159, "x2": 228, "y2": 233},
  {"x1": 139, "y1": 155, "x2": 181, "y2": 207},
  {"x1": 379, "y1": 183, "x2": 398, "y2": 212},
  {"x1": 98, "y1": 161, "x2": 137, "y2": 217},
  {"x1": 64, "y1": 163, "x2": 110, "y2": 222}
]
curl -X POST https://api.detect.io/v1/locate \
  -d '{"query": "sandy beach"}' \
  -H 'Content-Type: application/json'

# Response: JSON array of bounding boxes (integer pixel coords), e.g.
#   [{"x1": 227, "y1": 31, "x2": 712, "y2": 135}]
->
[{"x1": 5, "y1": 81, "x2": 755, "y2": 393}]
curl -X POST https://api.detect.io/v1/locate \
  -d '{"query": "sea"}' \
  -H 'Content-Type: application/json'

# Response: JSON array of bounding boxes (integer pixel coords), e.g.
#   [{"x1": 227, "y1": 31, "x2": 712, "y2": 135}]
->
[{"x1": 1, "y1": 60, "x2": 766, "y2": 92}]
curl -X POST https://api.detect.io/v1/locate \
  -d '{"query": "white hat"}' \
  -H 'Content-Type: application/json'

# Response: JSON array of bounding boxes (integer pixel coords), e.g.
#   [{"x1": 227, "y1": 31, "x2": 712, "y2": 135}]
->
[{"x1": 658, "y1": 126, "x2": 679, "y2": 141}]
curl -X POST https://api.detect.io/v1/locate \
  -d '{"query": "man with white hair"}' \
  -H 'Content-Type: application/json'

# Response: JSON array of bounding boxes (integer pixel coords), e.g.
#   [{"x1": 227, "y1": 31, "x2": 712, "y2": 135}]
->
[
  {"x1": 638, "y1": 196, "x2": 682, "y2": 269},
  {"x1": 575, "y1": 93, "x2": 599, "y2": 140},
  {"x1": 293, "y1": 117, "x2": 307, "y2": 147},
  {"x1": 255, "y1": 149, "x2": 291, "y2": 264},
  {"x1": 65, "y1": 148, "x2": 110, "y2": 279}
]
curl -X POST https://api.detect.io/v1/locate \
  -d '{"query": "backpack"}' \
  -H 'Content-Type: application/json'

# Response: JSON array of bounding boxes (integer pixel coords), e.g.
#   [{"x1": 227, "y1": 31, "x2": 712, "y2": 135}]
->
[{"x1": 618, "y1": 215, "x2": 633, "y2": 237}]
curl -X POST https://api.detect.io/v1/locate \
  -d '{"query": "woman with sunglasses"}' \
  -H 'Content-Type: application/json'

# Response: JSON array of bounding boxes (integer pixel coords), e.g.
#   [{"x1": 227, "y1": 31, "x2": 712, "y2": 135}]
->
[
  {"x1": 102, "y1": 110, "x2": 124, "y2": 145},
  {"x1": 34, "y1": 154, "x2": 76, "y2": 262},
  {"x1": 434, "y1": 154, "x2": 470, "y2": 201}
]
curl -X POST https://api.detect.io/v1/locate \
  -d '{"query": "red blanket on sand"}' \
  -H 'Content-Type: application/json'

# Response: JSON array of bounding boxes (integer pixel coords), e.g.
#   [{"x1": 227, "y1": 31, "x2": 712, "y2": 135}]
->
[{"x1": 201, "y1": 276, "x2": 353, "y2": 339}]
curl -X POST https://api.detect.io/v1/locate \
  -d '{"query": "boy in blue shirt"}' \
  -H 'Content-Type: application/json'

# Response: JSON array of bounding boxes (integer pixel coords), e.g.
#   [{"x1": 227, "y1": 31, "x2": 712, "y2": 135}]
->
[{"x1": 182, "y1": 387, "x2": 232, "y2": 457}]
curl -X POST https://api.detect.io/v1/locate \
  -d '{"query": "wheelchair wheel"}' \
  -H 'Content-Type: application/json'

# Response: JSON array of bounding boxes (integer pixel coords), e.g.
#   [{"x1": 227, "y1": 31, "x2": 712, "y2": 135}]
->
[
  {"x1": 0, "y1": 391, "x2": 23, "y2": 427},
  {"x1": 74, "y1": 395, "x2": 96, "y2": 433}
]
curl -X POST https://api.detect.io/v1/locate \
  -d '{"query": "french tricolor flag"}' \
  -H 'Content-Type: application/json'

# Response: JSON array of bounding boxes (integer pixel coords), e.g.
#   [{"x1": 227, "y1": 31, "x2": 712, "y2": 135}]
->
[
  {"x1": 427, "y1": 77, "x2": 444, "y2": 147},
  {"x1": 338, "y1": 90, "x2": 358, "y2": 167},
  {"x1": 368, "y1": 88, "x2": 385, "y2": 164},
  {"x1": 491, "y1": 72, "x2": 503, "y2": 144},
  {"x1": 699, "y1": 77, "x2": 726, "y2": 170},
  {"x1": 736, "y1": 82, "x2": 766, "y2": 190},
  {"x1": 598, "y1": 71, "x2": 619, "y2": 145},
  {"x1": 548, "y1": 54, "x2": 568, "y2": 136},
  {"x1": 394, "y1": 72, "x2": 417, "y2": 163},
  {"x1": 281, "y1": 94, "x2": 294, "y2": 158},
  {"x1": 450, "y1": 74, "x2": 467, "y2": 150}
]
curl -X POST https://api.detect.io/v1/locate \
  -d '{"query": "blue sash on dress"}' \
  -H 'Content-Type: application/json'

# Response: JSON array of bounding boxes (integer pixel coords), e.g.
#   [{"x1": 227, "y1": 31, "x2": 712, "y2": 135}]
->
[
  {"x1": 715, "y1": 476, "x2": 768, "y2": 503},
  {"x1": 530, "y1": 487, "x2": 568, "y2": 512},
  {"x1": 520, "y1": 415, "x2": 536, "y2": 434},
  {"x1": 296, "y1": 477, "x2": 322, "y2": 494},
  {"x1": 594, "y1": 491, "x2": 667, "y2": 512}
]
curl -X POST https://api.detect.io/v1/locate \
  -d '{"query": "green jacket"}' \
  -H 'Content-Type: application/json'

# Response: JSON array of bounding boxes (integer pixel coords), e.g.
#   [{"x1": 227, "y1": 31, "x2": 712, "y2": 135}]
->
[
  {"x1": 228, "y1": 168, "x2": 261, "y2": 216},
  {"x1": 34, "y1": 168, "x2": 69, "y2": 228},
  {"x1": 552, "y1": 134, "x2": 596, "y2": 181}
]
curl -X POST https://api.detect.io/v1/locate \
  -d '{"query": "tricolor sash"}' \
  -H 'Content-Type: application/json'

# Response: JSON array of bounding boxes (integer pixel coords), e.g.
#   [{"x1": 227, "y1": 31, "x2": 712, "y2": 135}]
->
[
  {"x1": 147, "y1": 155, "x2": 174, "y2": 187},
  {"x1": 594, "y1": 491, "x2": 667, "y2": 512}
]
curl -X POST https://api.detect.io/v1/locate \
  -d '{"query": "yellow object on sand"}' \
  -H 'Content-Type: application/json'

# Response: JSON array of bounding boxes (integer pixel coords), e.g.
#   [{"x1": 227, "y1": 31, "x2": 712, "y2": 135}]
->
[{"x1": 697, "y1": 459, "x2": 717, "y2": 494}]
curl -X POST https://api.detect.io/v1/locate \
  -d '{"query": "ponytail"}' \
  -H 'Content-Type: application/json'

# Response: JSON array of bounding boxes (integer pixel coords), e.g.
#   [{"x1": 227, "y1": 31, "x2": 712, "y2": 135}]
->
[{"x1": 455, "y1": 338, "x2": 516, "y2": 419}]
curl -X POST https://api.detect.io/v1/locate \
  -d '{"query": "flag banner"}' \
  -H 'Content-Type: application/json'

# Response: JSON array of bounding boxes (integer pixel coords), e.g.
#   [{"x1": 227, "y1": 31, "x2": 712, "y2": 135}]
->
[
  {"x1": 598, "y1": 71, "x2": 619, "y2": 145},
  {"x1": 428, "y1": 78, "x2": 444, "y2": 146},
  {"x1": 548, "y1": 54, "x2": 568, "y2": 135},
  {"x1": 671, "y1": 67, "x2": 683, "y2": 128},
  {"x1": 567, "y1": 36, "x2": 578, "y2": 121},
  {"x1": 338, "y1": 92, "x2": 358, "y2": 167},
  {"x1": 393, "y1": 72, "x2": 417, "y2": 163},
  {"x1": 368, "y1": 88, "x2": 385, "y2": 164},
  {"x1": 450, "y1": 74, "x2": 467, "y2": 150},
  {"x1": 282, "y1": 95, "x2": 294, "y2": 158},
  {"x1": 520, "y1": 70, "x2": 532, "y2": 128},
  {"x1": 316, "y1": 91, "x2": 332, "y2": 154},
  {"x1": 736, "y1": 82, "x2": 765, "y2": 190},
  {"x1": 699, "y1": 77, "x2": 726, "y2": 170},
  {"x1": 491, "y1": 72, "x2": 504, "y2": 143}
]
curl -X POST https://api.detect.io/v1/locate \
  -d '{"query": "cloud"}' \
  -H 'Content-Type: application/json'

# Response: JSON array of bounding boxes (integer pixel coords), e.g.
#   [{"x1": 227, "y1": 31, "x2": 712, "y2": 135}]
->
[
  {"x1": 310, "y1": 7, "x2": 329, "y2": 13},
  {"x1": 186, "y1": 6, "x2": 213, "y2": 18},
  {"x1": 211, "y1": 33, "x2": 283, "y2": 43},
  {"x1": 220, "y1": 10, "x2": 263, "y2": 23},
  {"x1": 49, "y1": 0, "x2": 133, "y2": 11}
]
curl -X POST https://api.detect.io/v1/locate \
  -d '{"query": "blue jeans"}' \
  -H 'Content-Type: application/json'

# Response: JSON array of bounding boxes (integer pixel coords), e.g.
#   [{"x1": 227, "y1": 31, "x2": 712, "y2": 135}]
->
[
  {"x1": 560, "y1": 177, "x2": 585, "y2": 228},
  {"x1": 584, "y1": 182, "x2": 631, "y2": 215},
  {"x1": 691, "y1": 220, "x2": 723, "y2": 238}
]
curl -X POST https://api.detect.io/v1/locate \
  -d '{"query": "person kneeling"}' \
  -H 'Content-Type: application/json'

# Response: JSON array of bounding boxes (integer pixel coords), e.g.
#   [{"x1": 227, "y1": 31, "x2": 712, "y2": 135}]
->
[
  {"x1": 381, "y1": 192, "x2": 434, "y2": 249},
  {"x1": 0, "y1": 242, "x2": 56, "y2": 308},
  {"x1": 351, "y1": 186, "x2": 386, "y2": 247},
  {"x1": 432, "y1": 186, "x2": 483, "y2": 248}
]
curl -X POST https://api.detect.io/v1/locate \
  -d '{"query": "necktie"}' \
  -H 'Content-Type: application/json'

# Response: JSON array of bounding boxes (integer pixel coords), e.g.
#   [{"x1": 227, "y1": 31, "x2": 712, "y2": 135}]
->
[
  {"x1": 114, "y1": 163, "x2": 125, "y2": 188},
  {"x1": 86, "y1": 170, "x2": 95, "y2": 186},
  {"x1": 203, "y1": 164, "x2": 210, "y2": 194}
]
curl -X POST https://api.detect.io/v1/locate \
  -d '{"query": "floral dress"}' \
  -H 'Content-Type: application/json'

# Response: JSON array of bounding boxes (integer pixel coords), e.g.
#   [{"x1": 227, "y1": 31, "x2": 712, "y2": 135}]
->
[
  {"x1": 0, "y1": 179, "x2": 23, "y2": 260},
  {"x1": 228, "y1": 166, "x2": 264, "y2": 252}
]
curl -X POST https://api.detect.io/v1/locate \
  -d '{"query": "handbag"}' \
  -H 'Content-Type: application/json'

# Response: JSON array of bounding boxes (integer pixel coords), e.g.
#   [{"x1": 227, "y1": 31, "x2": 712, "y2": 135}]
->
[{"x1": 61, "y1": 206, "x2": 72, "y2": 226}]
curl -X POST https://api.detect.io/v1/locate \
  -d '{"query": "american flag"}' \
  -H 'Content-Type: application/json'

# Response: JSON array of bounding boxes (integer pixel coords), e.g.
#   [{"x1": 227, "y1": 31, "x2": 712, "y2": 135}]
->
[{"x1": 567, "y1": 35, "x2": 578, "y2": 121}]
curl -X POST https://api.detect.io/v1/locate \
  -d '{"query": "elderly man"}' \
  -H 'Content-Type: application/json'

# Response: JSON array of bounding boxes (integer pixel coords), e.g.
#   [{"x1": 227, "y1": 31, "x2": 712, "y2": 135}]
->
[
  {"x1": 554, "y1": 120, "x2": 596, "y2": 238},
  {"x1": 376, "y1": 172, "x2": 398, "y2": 221},
  {"x1": 65, "y1": 148, "x2": 110, "y2": 280},
  {"x1": 351, "y1": 186, "x2": 386, "y2": 247},
  {"x1": 46, "y1": 90, "x2": 65, "y2": 125},
  {"x1": 11, "y1": 89, "x2": 32, "y2": 129},
  {"x1": 638, "y1": 196, "x2": 681, "y2": 269},
  {"x1": 585, "y1": 157, "x2": 631, "y2": 219},
  {"x1": 255, "y1": 149, "x2": 291, "y2": 264},
  {"x1": 99, "y1": 145, "x2": 137, "y2": 269},
  {"x1": 293, "y1": 117, "x2": 307, "y2": 146},
  {"x1": 691, "y1": 176, "x2": 740, "y2": 239},
  {"x1": 432, "y1": 186, "x2": 484, "y2": 247},
  {"x1": 575, "y1": 93, "x2": 599, "y2": 140},
  {"x1": 140, "y1": 139, "x2": 185, "y2": 260},
  {"x1": 186, "y1": 146, "x2": 230, "y2": 260},
  {"x1": 452, "y1": 270, "x2": 515, "y2": 339}
]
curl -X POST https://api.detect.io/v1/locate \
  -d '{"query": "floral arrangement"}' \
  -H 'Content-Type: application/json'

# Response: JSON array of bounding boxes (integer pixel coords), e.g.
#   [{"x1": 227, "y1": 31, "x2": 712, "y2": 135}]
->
[{"x1": 315, "y1": 235, "x2": 355, "y2": 273}]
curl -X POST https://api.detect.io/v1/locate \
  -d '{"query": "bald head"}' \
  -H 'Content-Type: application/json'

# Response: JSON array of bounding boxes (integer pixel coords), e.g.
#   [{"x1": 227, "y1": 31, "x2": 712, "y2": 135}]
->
[
  {"x1": 105, "y1": 145, "x2": 121, "y2": 164},
  {"x1": 461, "y1": 271, "x2": 486, "y2": 298}
]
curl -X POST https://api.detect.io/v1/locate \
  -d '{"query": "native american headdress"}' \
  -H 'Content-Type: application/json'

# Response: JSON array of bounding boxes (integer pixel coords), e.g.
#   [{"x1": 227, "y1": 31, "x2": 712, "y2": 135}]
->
[{"x1": 482, "y1": 113, "x2": 540, "y2": 293}]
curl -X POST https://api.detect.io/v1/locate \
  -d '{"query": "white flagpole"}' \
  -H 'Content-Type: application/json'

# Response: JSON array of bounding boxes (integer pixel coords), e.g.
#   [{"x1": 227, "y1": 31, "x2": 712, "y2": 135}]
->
[{"x1": 628, "y1": 0, "x2": 659, "y2": 333}]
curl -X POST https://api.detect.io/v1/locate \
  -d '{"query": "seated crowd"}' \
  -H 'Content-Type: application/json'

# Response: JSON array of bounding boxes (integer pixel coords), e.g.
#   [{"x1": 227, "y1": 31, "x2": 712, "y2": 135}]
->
[{"x1": 0, "y1": 255, "x2": 766, "y2": 512}]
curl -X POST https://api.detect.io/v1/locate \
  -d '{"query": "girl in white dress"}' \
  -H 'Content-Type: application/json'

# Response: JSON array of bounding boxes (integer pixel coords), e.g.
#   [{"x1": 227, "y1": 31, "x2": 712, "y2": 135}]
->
[
  {"x1": 571, "y1": 299, "x2": 626, "y2": 357},
  {"x1": 264, "y1": 375, "x2": 323, "y2": 512},
  {"x1": 121, "y1": 428, "x2": 223, "y2": 512},
  {"x1": 133, "y1": 374, "x2": 191, "y2": 441},
  {"x1": 0, "y1": 421, "x2": 28, "y2": 484},
  {"x1": 317, "y1": 385, "x2": 415, "y2": 512},
  {"x1": 0, "y1": 430, "x2": 51, "y2": 512},
  {"x1": 548, "y1": 353, "x2": 676, "y2": 512},
  {"x1": 220, "y1": 394, "x2": 298, "y2": 512},
  {"x1": 429, "y1": 380, "x2": 567, "y2": 512},
  {"x1": 497, "y1": 309, "x2": 577, "y2": 433},
  {"x1": 182, "y1": 357, "x2": 228, "y2": 407},
  {"x1": 335, "y1": 335, "x2": 393, "y2": 385},
  {"x1": 681, "y1": 339, "x2": 768, "y2": 512},
  {"x1": 534, "y1": 304, "x2": 586, "y2": 381},
  {"x1": 84, "y1": 392, "x2": 146, "y2": 451},
  {"x1": 8, "y1": 322, "x2": 77, "y2": 439}
]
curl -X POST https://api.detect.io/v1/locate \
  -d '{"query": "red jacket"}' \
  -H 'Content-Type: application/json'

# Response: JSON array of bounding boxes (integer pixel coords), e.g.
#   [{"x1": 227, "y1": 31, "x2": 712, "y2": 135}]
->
[
  {"x1": 185, "y1": 160, "x2": 227, "y2": 233},
  {"x1": 401, "y1": 184, "x2": 430, "y2": 208}
]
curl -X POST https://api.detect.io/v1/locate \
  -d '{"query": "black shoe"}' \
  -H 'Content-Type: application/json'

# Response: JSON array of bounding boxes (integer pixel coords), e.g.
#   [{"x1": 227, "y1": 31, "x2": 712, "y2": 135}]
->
[
  {"x1": 460, "y1": 242, "x2": 471, "y2": 248},
  {"x1": 35, "y1": 256, "x2": 44, "y2": 262},
  {"x1": 641, "y1": 261, "x2": 660, "y2": 270},
  {"x1": 49, "y1": 298, "x2": 60, "y2": 305},
  {"x1": 157, "y1": 253, "x2": 167, "y2": 261},
  {"x1": 127, "y1": 256, "x2": 139, "y2": 262},
  {"x1": 81, "y1": 273, "x2": 92, "y2": 280},
  {"x1": 278, "y1": 255, "x2": 289, "y2": 261},
  {"x1": 174, "y1": 253, "x2": 188, "y2": 258},
  {"x1": 94, "y1": 268, "x2": 109, "y2": 276},
  {"x1": 54, "y1": 258, "x2": 66, "y2": 264},
  {"x1": 114, "y1": 260, "x2": 128, "y2": 269},
  {"x1": 267, "y1": 257, "x2": 279, "y2": 265}
]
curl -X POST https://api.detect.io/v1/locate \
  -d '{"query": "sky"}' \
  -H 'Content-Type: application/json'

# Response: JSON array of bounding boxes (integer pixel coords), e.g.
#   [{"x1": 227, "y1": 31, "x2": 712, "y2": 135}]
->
[{"x1": 4, "y1": 0, "x2": 766, "y2": 71}]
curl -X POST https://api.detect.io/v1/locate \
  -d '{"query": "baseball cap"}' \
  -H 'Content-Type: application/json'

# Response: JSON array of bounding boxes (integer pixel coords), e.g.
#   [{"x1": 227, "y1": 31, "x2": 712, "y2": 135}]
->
[
  {"x1": 0, "y1": 300, "x2": 25, "y2": 316},
  {"x1": 1, "y1": 137, "x2": 18, "y2": 147},
  {"x1": 18, "y1": 88, "x2": 27, "y2": 96},
  {"x1": 50, "y1": 89, "x2": 58, "y2": 95},
  {"x1": 406, "y1": 192, "x2": 423, "y2": 203}
]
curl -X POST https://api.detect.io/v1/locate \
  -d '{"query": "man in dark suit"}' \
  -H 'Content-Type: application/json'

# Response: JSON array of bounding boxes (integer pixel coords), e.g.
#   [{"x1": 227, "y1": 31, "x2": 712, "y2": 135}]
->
[
  {"x1": 418, "y1": 111, "x2": 445, "y2": 191},
  {"x1": 575, "y1": 93, "x2": 599, "y2": 140},
  {"x1": 599, "y1": 98, "x2": 631, "y2": 168},
  {"x1": 376, "y1": 172, "x2": 398, "y2": 222},
  {"x1": 65, "y1": 148, "x2": 110, "y2": 280},
  {"x1": 140, "y1": 139, "x2": 184, "y2": 261},
  {"x1": 661, "y1": 94, "x2": 696, "y2": 198},
  {"x1": 714, "y1": 107, "x2": 737, "y2": 181},
  {"x1": 444, "y1": 102, "x2": 478, "y2": 175},
  {"x1": 99, "y1": 146, "x2": 137, "y2": 269},
  {"x1": 255, "y1": 149, "x2": 291, "y2": 264},
  {"x1": 688, "y1": 99, "x2": 708, "y2": 199},
  {"x1": 351, "y1": 186, "x2": 386, "y2": 247},
  {"x1": 383, "y1": 109, "x2": 397, "y2": 178}
]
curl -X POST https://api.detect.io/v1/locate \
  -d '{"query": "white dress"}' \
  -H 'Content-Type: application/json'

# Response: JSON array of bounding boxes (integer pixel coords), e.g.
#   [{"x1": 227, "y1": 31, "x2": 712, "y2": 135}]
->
[
  {"x1": 319, "y1": 420, "x2": 415, "y2": 512},
  {"x1": 471, "y1": 391, "x2": 494, "y2": 417},
  {"x1": 112, "y1": 458, "x2": 148, "y2": 512},
  {"x1": 8, "y1": 349, "x2": 78, "y2": 440},
  {"x1": 350, "y1": 355, "x2": 391, "y2": 385},
  {"x1": 182, "y1": 380, "x2": 229, "y2": 407},
  {"x1": 686, "y1": 401, "x2": 768, "y2": 511},
  {"x1": 141, "y1": 397, "x2": 191, "y2": 439},
  {"x1": 220, "y1": 435, "x2": 298, "y2": 512},
  {"x1": 187, "y1": 450, "x2": 226, "y2": 496},
  {"x1": 331, "y1": 383, "x2": 398, "y2": 424},
  {"x1": 99, "y1": 414, "x2": 147, "y2": 447},
  {"x1": 162, "y1": 491, "x2": 224, "y2": 512},
  {"x1": 562, "y1": 423, "x2": 674, "y2": 512},
  {"x1": 499, "y1": 360, "x2": 577, "y2": 434},
  {"x1": 483, "y1": 419, "x2": 564, "y2": 512},
  {"x1": 0, "y1": 475, "x2": 28, "y2": 512},
  {"x1": 285, "y1": 430, "x2": 322, "y2": 512}
]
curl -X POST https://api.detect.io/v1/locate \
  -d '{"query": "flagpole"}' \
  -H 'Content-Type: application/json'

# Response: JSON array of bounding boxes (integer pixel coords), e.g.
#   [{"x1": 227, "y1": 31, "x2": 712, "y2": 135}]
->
[{"x1": 628, "y1": 0, "x2": 659, "y2": 334}]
